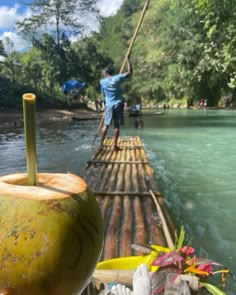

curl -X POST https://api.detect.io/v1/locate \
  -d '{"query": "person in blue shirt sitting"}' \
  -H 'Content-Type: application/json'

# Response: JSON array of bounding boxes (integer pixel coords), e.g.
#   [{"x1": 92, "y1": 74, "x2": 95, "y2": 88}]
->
[{"x1": 99, "y1": 55, "x2": 132, "y2": 151}]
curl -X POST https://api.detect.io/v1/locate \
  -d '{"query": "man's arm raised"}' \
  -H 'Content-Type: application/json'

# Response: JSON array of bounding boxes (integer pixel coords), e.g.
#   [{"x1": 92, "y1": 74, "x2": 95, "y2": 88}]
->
[{"x1": 125, "y1": 55, "x2": 132, "y2": 77}]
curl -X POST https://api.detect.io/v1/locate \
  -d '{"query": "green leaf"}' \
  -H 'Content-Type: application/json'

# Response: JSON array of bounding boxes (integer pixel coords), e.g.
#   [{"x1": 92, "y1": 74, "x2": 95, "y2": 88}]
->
[
  {"x1": 200, "y1": 282, "x2": 226, "y2": 295},
  {"x1": 176, "y1": 226, "x2": 185, "y2": 251}
]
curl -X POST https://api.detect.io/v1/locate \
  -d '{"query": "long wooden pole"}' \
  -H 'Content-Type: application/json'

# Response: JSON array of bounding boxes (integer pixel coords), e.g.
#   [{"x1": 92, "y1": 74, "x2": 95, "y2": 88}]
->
[
  {"x1": 119, "y1": 0, "x2": 150, "y2": 74},
  {"x1": 91, "y1": 113, "x2": 105, "y2": 148},
  {"x1": 91, "y1": 0, "x2": 150, "y2": 148},
  {"x1": 149, "y1": 190, "x2": 175, "y2": 249}
]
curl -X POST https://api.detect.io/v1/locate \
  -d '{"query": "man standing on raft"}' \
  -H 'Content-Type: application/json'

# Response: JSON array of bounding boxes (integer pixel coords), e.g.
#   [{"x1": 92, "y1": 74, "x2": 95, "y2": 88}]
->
[{"x1": 99, "y1": 55, "x2": 132, "y2": 151}]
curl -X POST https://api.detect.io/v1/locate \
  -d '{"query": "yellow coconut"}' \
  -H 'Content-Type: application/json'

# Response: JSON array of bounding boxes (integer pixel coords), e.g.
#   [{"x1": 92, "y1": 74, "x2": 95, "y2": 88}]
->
[{"x1": 0, "y1": 172, "x2": 104, "y2": 295}]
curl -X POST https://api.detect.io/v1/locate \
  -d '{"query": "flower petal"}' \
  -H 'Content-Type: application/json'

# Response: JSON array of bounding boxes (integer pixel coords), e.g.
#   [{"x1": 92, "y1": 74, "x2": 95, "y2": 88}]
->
[{"x1": 152, "y1": 251, "x2": 184, "y2": 267}]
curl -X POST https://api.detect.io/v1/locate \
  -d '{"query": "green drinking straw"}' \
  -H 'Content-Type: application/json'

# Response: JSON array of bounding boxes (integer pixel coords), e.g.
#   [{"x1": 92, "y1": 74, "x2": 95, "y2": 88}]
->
[{"x1": 22, "y1": 93, "x2": 37, "y2": 186}]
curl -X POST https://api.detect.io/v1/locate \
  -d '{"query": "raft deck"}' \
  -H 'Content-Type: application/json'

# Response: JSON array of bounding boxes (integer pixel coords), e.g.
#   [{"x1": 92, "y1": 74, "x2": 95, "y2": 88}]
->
[{"x1": 83, "y1": 136, "x2": 175, "y2": 260}]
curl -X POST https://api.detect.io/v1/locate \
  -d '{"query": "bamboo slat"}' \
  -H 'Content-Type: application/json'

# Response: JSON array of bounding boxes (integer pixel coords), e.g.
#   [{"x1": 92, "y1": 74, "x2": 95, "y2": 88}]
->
[
  {"x1": 133, "y1": 196, "x2": 146, "y2": 253},
  {"x1": 120, "y1": 196, "x2": 132, "y2": 257},
  {"x1": 104, "y1": 195, "x2": 122, "y2": 259},
  {"x1": 93, "y1": 191, "x2": 160, "y2": 196},
  {"x1": 130, "y1": 147, "x2": 140, "y2": 193},
  {"x1": 88, "y1": 160, "x2": 150, "y2": 164}
]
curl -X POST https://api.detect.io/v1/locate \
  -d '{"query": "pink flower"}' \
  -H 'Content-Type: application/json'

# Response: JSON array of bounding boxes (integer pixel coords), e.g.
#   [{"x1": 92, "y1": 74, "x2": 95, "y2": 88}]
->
[
  {"x1": 197, "y1": 263, "x2": 214, "y2": 275},
  {"x1": 179, "y1": 246, "x2": 195, "y2": 256}
]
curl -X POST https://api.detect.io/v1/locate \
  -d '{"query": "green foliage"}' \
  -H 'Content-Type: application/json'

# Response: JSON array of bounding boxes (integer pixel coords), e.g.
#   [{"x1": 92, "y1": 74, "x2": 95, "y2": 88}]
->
[
  {"x1": 0, "y1": 76, "x2": 67, "y2": 110},
  {"x1": 93, "y1": 0, "x2": 236, "y2": 107},
  {"x1": 0, "y1": 78, "x2": 26, "y2": 109}
]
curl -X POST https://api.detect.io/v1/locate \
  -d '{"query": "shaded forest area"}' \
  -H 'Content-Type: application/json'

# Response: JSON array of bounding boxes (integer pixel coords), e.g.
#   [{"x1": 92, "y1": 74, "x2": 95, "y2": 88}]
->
[{"x1": 0, "y1": 0, "x2": 236, "y2": 110}]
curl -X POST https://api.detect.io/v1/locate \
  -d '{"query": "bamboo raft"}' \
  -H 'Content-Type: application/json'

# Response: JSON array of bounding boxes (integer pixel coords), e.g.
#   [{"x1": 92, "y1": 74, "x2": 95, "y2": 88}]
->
[{"x1": 82, "y1": 136, "x2": 176, "y2": 261}]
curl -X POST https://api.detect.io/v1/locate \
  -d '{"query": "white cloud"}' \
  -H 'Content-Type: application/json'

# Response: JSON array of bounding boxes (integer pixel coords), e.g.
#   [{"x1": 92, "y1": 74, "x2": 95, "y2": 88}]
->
[
  {"x1": 83, "y1": 0, "x2": 124, "y2": 35},
  {"x1": 0, "y1": 4, "x2": 22, "y2": 30},
  {"x1": 2, "y1": 31, "x2": 30, "y2": 52},
  {"x1": 98, "y1": 0, "x2": 124, "y2": 17},
  {"x1": 0, "y1": 4, "x2": 31, "y2": 51}
]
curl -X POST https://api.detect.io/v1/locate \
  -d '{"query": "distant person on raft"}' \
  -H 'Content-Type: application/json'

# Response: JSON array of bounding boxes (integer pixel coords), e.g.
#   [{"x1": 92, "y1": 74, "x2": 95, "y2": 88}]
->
[{"x1": 99, "y1": 55, "x2": 132, "y2": 151}]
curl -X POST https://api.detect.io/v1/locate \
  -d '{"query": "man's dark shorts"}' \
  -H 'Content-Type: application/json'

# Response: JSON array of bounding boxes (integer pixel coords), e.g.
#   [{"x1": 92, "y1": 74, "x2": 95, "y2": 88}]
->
[{"x1": 104, "y1": 102, "x2": 124, "y2": 128}]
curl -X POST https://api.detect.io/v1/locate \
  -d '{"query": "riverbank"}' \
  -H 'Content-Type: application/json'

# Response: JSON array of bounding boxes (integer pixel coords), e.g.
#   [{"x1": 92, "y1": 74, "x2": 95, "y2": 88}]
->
[{"x1": 0, "y1": 107, "x2": 102, "y2": 128}]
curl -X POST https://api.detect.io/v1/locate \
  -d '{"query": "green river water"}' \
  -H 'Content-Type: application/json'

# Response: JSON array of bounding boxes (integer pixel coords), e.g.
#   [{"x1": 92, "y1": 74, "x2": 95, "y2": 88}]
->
[{"x1": 1, "y1": 108, "x2": 236, "y2": 293}]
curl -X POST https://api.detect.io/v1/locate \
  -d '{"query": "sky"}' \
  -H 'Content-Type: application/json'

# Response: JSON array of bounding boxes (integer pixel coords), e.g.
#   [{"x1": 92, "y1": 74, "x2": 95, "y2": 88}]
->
[{"x1": 0, "y1": 0, "x2": 124, "y2": 51}]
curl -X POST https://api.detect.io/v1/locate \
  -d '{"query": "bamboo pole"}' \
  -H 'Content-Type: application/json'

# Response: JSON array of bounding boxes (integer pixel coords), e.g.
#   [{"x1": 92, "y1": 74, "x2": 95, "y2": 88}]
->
[
  {"x1": 108, "y1": 152, "x2": 120, "y2": 192},
  {"x1": 91, "y1": 115, "x2": 105, "y2": 148},
  {"x1": 88, "y1": 160, "x2": 149, "y2": 164},
  {"x1": 140, "y1": 146, "x2": 159, "y2": 191},
  {"x1": 157, "y1": 195, "x2": 176, "y2": 239},
  {"x1": 119, "y1": 0, "x2": 150, "y2": 73},
  {"x1": 138, "y1": 144, "x2": 154, "y2": 191},
  {"x1": 100, "y1": 195, "x2": 111, "y2": 259},
  {"x1": 120, "y1": 195, "x2": 132, "y2": 256},
  {"x1": 124, "y1": 161, "x2": 132, "y2": 192},
  {"x1": 93, "y1": 270, "x2": 135, "y2": 287},
  {"x1": 102, "y1": 145, "x2": 144, "y2": 149},
  {"x1": 97, "y1": 139, "x2": 117, "y2": 191},
  {"x1": 107, "y1": 144, "x2": 126, "y2": 257},
  {"x1": 144, "y1": 196, "x2": 165, "y2": 246},
  {"x1": 120, "y1": 141, "x2": 132, "y2": 256},
  {"x1": 115, "y1": 154, "x2": 125, "y2": 192},
  {"x1": 136, "y1": 161, "x2": 149, "y2": 194},
  {"x1": 149, "y1": 190, "x2": 175, "y2": 249},
  {"x1": 130, "y1": 146, "x2": 140, "y2": 193},
  {"x1": 96, "y1": 164, "x2": 112, "y2": 192},
  {"x1": 133, "y1": 196, "x2": 146, "y2": 251},
  {"x1": 94, "y1": 149, "x2": 114, "y2": 191},
  {"x1": 136, "y1": 146, "x2": 151, "y2": 194},
  {"x1": 87, "y1": 138, "x2": 114, "y2": 191},
  {"x1": 129, "y1": 138, "x2": 147, "y2": 250},
  {"x1": 104, "y1": 195, "x2": 122, "y2": 259},
  {"x1": 22, "y1": 93, "x2": 37, "y2": 186},
  {"x1": 100, "y1": 195, "x2": 111, "y2": 222},
  {"x1": 92, "y1": 191, "x2": 160, "y2": 196}
]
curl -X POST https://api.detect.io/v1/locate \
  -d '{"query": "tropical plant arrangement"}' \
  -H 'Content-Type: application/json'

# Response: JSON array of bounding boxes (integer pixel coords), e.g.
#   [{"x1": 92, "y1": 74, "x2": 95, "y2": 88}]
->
[
  {"x1": 133, "y1": 227, "x2": 234, "y2": 295},
  {"x1": 151, "y1": 227, "x2": 234, "y2": 295}
]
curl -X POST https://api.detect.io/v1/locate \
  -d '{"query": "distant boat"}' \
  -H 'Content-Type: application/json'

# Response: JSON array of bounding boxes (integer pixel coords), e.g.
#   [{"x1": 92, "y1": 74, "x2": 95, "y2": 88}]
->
[
  {"x1": 127, "y1": 109, "x2": 164, "y2": 117},
  {"x1": 128, "y1": 110, "x2": 140, "y2": 117},
  {"x1": 127, "y1": 105, "x2": 141, "y2": 117}
]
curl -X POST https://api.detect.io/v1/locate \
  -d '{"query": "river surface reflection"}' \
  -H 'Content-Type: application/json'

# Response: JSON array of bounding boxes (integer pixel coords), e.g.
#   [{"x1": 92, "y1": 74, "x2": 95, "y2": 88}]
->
[{"x1": 1, "y1": 109, "x2": 236, "y2": 293}]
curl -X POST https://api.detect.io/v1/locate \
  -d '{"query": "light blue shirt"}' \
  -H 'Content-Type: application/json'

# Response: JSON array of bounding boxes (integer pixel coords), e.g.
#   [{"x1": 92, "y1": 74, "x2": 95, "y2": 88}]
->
[{"x1": 100, "y1": 73, "x2": 127, "y2": 107}]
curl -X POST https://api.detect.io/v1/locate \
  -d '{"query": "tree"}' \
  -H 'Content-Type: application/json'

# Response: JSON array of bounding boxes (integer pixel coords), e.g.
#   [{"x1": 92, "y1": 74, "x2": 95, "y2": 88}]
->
[
  {"x1": 16, "y1": 0, "x2": 100, "y2": 47},
  {"x1": 0, "y1": 37, "x2": 22, "y2": 82},
  {"x1": 0, "y1": 40, "x2": 5, "y2": 56},
  {"x1": 189, "y1": 0, "x2": 236, "y2": 104}
]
